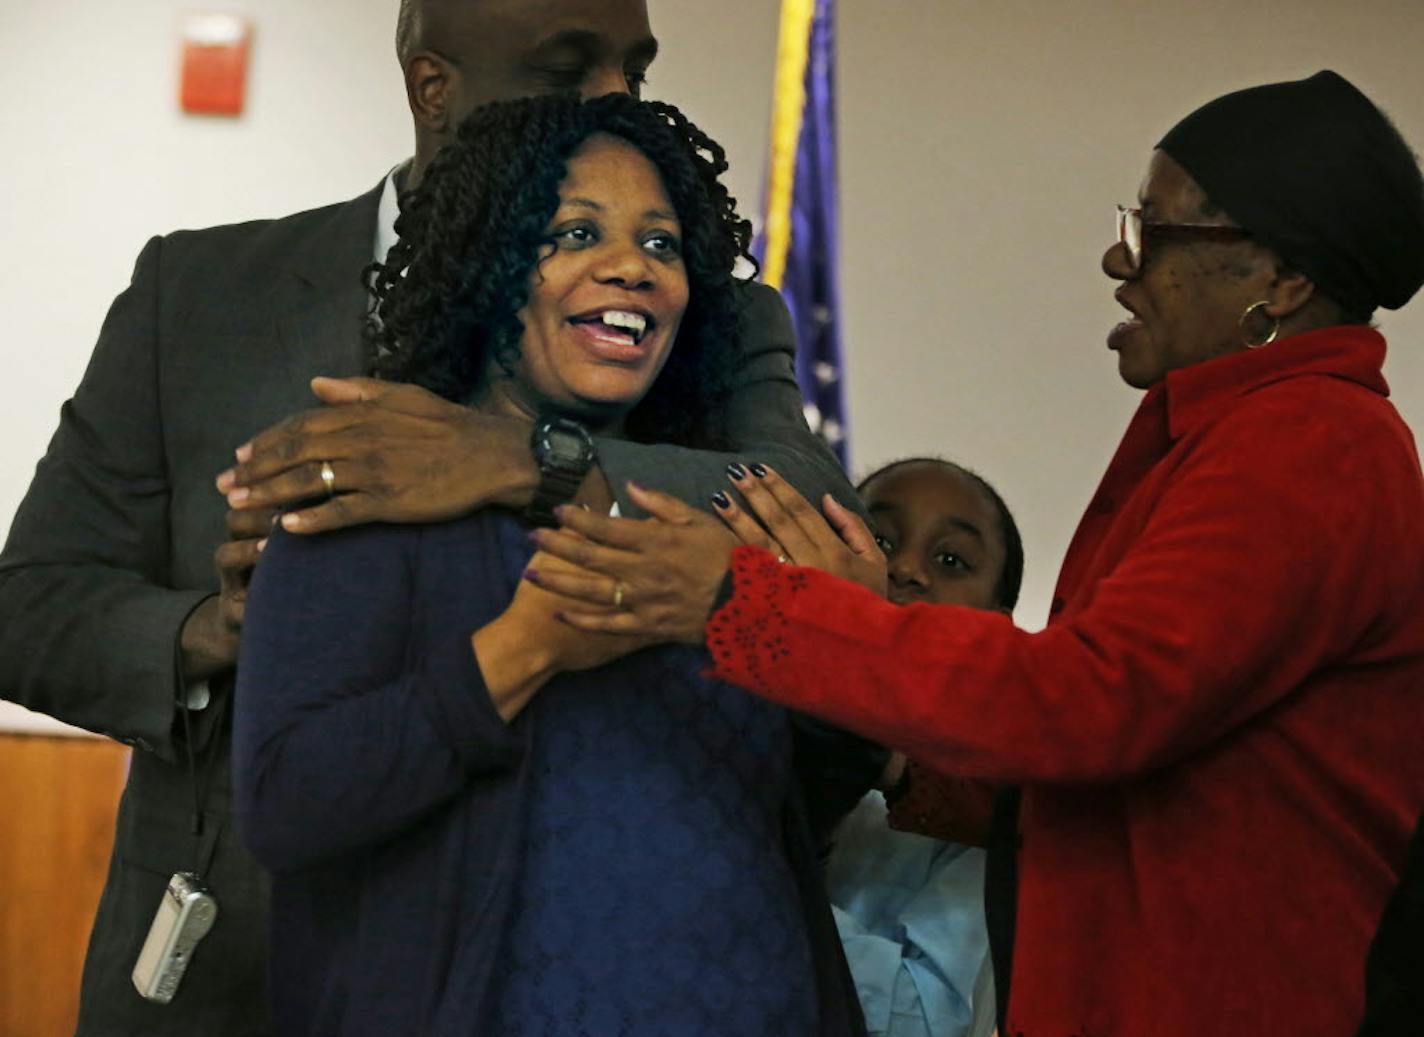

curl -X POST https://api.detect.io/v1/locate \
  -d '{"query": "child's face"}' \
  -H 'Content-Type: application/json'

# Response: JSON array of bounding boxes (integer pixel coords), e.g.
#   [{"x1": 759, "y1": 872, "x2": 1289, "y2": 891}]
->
[{"x1": 862, "y1": 462, "x2": 1006, "y2": 610}]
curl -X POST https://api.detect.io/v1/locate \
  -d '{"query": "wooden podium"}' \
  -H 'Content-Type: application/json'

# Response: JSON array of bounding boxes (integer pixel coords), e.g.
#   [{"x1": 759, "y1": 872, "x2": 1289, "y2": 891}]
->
[{"x1": 0, "y1": 705, "x2": 128, "y2": 1037}]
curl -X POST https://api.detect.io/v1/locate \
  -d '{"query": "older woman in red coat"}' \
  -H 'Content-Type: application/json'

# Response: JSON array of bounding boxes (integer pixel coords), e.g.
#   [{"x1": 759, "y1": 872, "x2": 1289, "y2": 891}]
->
[{"x1": 527, "y1": 71, "x2": 1424, "y2": 1036}]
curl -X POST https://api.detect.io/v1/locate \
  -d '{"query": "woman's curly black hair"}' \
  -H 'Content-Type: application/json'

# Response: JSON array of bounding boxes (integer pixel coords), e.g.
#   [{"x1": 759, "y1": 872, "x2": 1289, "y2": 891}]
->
[{"x1": 366, "y1": 93, "x2": 756, "y2": 449}]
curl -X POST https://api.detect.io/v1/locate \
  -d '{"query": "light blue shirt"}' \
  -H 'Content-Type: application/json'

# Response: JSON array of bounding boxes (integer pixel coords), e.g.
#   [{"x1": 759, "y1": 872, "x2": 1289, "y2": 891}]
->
[{"x1": 827, "y1": 793, "x2": 995, "y2": 1037}]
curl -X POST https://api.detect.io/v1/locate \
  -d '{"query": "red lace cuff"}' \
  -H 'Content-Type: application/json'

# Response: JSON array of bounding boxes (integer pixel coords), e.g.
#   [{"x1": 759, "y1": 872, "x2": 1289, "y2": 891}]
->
[
  {"x1": 886, "y1": 761, "x2": 995, "y2": 846},
  {"x1": 706, "y1": 545, "x2": 810, "y2": 695}
]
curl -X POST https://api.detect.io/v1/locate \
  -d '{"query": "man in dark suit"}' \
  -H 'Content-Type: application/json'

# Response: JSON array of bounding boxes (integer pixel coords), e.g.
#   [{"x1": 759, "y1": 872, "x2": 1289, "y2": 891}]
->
[{"x1": 0, "y1": 2, "x2": 858, "y2": 1034}]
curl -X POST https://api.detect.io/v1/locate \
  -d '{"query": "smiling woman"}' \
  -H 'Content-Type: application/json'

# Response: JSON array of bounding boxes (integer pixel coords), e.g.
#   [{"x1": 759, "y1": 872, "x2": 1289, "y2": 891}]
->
[
  {"x1": 488, "y1": 134, "x2": 690, "y2": 424},
  {"x1": 232, "y1": 93, "x2": 873, "y2": 1037},
  {"x1": 369, "y1": 92, "x2": 747, "y2": 448}
]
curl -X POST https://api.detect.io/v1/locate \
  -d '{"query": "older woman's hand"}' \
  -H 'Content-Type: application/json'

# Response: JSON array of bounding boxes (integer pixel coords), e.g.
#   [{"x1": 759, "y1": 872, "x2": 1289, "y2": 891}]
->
[
  {"x1": 528, "y1": 470, "x2": 888, "y2": 645},
  {"x1": 716, "y1": 465, "x2": 887, "y2": 597},
  {"x1": 527, "y1": 483, "x2": 739, "y2": 644}
]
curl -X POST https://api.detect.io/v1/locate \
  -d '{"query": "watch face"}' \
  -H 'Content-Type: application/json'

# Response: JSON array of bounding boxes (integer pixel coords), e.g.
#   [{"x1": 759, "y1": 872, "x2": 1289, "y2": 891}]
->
[
  {"x1": 549, "y1": 430, "x2": 584, "y2": 456},
  {"x1": 534, "y1": 417, "x2": 595, "y2": 468}
]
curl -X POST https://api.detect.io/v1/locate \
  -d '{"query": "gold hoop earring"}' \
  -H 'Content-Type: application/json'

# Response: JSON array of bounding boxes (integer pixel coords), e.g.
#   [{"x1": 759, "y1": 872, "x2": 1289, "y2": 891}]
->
[{"x1": 1239, "y1": 300, "x2": 1280, "y2": 349}]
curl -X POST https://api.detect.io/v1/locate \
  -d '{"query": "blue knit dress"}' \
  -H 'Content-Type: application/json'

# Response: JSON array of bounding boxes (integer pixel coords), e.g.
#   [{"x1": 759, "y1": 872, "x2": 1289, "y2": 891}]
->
[{"x1": 235, "y1": 510, "x2": 827, "y2": 1036}]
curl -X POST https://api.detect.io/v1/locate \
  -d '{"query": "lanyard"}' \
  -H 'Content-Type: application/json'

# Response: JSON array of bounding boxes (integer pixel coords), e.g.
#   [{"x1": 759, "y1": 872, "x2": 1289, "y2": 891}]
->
[{"x1": 177, "y1": 674, "x2": 232, "y2": 878}]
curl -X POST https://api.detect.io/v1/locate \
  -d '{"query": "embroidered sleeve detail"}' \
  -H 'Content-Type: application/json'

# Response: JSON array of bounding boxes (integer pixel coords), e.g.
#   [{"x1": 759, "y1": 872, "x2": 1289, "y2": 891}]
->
[
  {"x1": 886, "y1": 761, "x2": 996, "y2": 847},
  {"x1": 705, "y1": 545, "x2": 808, "y2": 695}
]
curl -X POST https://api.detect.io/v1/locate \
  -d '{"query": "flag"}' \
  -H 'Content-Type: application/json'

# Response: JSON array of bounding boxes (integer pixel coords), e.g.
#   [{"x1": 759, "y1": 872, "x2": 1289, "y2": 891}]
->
[{"x1": 754, "y1": 0, "x2": 849, "y2": 466}]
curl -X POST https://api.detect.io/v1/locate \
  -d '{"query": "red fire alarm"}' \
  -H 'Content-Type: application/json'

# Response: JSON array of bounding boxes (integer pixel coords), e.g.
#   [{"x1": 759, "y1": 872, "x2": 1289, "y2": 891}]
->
[{"x1": 180, "y1": 13, "x2": 253, "y2": 116}]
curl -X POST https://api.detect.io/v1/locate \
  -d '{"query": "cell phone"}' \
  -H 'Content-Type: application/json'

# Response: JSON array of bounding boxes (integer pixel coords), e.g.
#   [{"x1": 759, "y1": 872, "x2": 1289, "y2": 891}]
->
[{"x1": 131, "y1": 871, "x2": 219, "y2": 1004}]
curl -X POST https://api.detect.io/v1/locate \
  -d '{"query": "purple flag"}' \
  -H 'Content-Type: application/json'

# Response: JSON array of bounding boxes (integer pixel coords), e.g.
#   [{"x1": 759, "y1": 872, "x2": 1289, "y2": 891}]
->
[{"x1": 755, "y1": 0, "x2": 849, "y2": 466}]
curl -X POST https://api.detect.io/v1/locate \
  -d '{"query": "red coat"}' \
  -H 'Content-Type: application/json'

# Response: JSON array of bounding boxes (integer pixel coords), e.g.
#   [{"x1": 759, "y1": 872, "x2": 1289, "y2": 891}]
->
[{"x1": 708, "y1": 325, "x2": 1424, "y2": 1036}]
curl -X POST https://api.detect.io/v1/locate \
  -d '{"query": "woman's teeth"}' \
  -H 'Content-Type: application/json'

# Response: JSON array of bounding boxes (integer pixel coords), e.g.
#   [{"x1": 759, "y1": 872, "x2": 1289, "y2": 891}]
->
[{"x1": 590, "y1": 310, "x2": 647, "y2": 344}]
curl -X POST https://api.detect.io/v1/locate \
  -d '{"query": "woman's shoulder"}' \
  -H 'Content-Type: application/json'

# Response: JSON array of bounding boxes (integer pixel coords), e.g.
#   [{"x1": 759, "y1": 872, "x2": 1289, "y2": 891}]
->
[
  {"x1": 1211, "y1": 363, "x2": 1413, "y2": 460},
  {"x1": 248, "y1": 512, "x2": 525, "y2": 618},
  {"x1": 263, "y1": 518, "x2": 416, "y2": 560},
  {"x1": 259, "y1": 511, "x2": 513, "y2": 573},
  {"x1": 1195, "y1": 374, "x2": 1423, "y2": 544}
]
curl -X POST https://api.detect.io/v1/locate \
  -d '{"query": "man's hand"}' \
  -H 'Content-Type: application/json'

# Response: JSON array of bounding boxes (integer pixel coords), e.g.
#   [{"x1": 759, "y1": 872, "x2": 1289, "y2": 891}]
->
[
  {"x1": 216, "y1": 377, "x2": 541, "y2": 534},
  {"x1": 179, "y1": 506, "x2": 276, "y2": 680}
]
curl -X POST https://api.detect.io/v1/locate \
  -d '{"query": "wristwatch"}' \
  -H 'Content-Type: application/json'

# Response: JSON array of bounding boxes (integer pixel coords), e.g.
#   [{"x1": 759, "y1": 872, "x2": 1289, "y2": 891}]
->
[{"x1": 527, "y1": 416, "x2": 597, "y2": 527}]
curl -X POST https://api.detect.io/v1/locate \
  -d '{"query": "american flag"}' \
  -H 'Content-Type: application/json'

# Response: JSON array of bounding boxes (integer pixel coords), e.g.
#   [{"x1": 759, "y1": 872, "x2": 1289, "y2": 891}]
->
[{"x1": 754, "y1": 0, "x2": 849, "y2": 466}]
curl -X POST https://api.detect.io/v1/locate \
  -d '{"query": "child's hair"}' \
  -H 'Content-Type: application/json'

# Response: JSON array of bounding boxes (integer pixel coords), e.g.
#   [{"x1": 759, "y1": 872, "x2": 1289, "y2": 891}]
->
[{"x1": 858, "y1": 457, "x2": 1024, "y2": 611}]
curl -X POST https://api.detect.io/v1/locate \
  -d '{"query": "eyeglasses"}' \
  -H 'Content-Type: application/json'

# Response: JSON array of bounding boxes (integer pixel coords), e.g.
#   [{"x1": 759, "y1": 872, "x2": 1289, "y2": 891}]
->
[{"x1": 1116, "y1": 205, "x2": 1252, "y2": 271}]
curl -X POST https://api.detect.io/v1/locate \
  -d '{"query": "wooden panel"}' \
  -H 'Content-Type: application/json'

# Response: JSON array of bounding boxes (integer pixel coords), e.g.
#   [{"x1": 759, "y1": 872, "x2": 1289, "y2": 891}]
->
[{"x1": 0, "y1": 734, "x2": 128, "y2": 1037}]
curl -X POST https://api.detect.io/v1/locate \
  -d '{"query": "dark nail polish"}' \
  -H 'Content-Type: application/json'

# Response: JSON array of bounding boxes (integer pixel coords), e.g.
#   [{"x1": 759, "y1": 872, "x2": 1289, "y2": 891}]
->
[
  {"x1": 711, "y1": 491, "x2": 731, "y2": 510},
  {"x1": 726, "y1": 463, "x2": 746, "y2": 481},
  {"x1": 750, "y1": 463, "x2": 768, "y2": 478},
  {"x1": 528, "y1": 529, "x2": 542, "y2": 543},
  {"x1": 524, "y1": 569, "x2": 541, "y2": 584}
]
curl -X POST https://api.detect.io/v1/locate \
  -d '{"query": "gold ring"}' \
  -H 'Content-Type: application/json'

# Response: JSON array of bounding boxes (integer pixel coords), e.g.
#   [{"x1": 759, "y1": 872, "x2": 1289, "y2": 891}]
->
[
  {"x1": 612, "y1": 582, "x2": 626, "y2": 608},
  {"x1": 320, "y1": 461, "x2": 336, "y2": 499}
]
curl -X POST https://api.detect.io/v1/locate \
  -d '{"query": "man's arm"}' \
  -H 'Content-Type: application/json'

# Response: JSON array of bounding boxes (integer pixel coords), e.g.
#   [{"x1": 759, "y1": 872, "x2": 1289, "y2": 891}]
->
[
  {"x1": 0, "y1": 237, "x2": 209, "y2": 758},
  {"x1": 220, "y1": 282, "x2": 860, "y2": 534},
  {"x1": 598, "y1": 282, "x2": 856, "y2": 515}
]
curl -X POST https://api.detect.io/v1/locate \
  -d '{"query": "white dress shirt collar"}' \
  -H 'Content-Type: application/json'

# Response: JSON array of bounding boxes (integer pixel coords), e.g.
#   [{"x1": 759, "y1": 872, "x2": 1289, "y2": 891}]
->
[{"x1": 374, "y1": 162, "x2": 407, "y2": 263}]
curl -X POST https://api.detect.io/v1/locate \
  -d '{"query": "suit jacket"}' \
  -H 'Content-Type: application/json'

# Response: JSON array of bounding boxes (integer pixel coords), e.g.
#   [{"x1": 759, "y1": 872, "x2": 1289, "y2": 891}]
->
[{"x1": 0, "y1": 180, "x2": 858, "y2": 1036}]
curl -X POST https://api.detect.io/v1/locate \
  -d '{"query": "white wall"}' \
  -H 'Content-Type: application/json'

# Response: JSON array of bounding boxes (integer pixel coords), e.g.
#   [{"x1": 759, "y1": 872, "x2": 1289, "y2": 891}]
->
[
  {"x1": 0, "y1": 0, "x2": 411, "y2": 494},
  {"x1": 2, "y1": 2, "x2": 1422, "y2": 725}
]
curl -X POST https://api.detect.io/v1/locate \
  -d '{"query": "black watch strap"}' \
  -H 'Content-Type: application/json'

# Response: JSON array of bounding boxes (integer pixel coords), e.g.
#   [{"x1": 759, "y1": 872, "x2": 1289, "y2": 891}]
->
[
  {"x1": 527, "y1": 417, "x2": 596, "y2": 527},
  {"x1": 527, "y1": 466, "x2": 587, "y2": 527}
]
